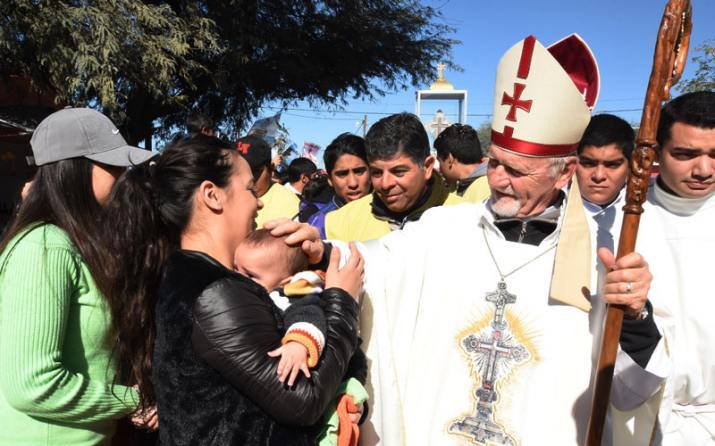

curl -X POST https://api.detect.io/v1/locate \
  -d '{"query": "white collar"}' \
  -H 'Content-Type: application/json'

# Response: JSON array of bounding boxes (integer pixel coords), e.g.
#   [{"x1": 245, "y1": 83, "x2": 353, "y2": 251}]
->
[
  {"x1": 651, "y1": 178, "x2": 715, "y2": 217},
  {"x1": 582, "y1": 188, "x2": 625, "y2": 219},
  {"x1": 284, "y1": 183, "x2": 301, "y2": 196}
]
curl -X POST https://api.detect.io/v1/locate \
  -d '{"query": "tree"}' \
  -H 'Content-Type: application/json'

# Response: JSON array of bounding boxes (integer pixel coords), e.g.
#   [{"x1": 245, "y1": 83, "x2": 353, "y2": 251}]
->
[
  {"x1": 476, "y1": 120, "x2": 491, "y2": 151},
  {"x1": 0, "y1": 1, "x2": 456, "y2": 146},
  {"x1": 679, "y1": 39, "x2": 715, "y2": 93},
  {"x1": 0, "y1": 1, "x2": 219, "y2": 147}
]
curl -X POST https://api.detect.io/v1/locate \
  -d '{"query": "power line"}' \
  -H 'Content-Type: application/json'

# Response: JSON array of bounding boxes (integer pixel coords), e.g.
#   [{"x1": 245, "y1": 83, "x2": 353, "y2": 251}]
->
[
  {"x1": 594, "y1": 108, "x2": 643, "y2": 113},
  {"x1": 283, "y1": 111, "x2": 356, "y2": 121},
  {"x1": 265, "y1": 105, "x2": 492, "y2": 118},
  {"x1": 263, "y1": 105, "x2": 401, "y2": 116},
  {"x1": 263, "y1": 105, "x2": 645, "y2": 121},
  {"x1": 598, "y1": 97, "x2": 644, "y2": 103}
]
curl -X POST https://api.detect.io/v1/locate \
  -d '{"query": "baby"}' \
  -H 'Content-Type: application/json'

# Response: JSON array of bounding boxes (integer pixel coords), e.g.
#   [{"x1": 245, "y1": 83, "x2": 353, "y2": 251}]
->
[
  {"x1": 234, "y1": 229, "x2": 328, "y2": 385},
  {"x1": 235, "y1": 230, "x2": 368, "y2": 445}
]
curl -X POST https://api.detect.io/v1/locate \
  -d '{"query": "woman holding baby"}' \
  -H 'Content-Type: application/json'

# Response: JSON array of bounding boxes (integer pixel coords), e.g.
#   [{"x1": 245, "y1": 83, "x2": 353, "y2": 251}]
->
[{"x1": 103, "y1": 136, "x2": 365, "y2": 445}]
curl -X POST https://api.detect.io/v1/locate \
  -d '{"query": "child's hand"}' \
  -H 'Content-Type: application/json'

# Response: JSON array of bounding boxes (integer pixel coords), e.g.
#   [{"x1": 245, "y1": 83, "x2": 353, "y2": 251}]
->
[
  {"x1": 268, "y1": 342, "x2": 311, "y2": 386},
  {"x1": 349, "y1": 402, "x2": 364, "y2": 424}
]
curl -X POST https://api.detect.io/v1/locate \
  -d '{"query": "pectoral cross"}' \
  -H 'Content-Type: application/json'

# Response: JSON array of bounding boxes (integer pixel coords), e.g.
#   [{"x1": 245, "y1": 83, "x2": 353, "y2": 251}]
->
[
  {"x1": 451, "y1": 328, "x2": 525, "y2": 446},
  {"x1": 449, "y1": 280, "x2": 528, "y2": 446}
]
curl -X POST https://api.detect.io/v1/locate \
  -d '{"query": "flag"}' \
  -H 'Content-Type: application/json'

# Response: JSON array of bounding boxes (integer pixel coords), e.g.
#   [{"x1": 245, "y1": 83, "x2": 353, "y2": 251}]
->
[
  {"x1": 247, "y1": 112, "x2": 297, "y2": 171},
  {"x1": 247, "y1": 112, "x2": 282, "y2": 143},
  {"x1": 301, "y1": 141, "x2": 322, "y2": 163}
]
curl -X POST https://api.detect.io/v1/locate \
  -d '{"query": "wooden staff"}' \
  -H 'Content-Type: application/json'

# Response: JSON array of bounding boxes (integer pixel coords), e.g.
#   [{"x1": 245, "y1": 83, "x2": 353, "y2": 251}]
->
[{"x1": 585, "y1": 1, "x2": 692, "y2": 445}]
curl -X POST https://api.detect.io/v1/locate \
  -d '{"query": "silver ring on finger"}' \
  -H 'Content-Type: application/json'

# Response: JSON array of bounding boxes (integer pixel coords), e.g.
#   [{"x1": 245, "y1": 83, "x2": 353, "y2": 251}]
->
[{"x1": 625, "y1": 281, "x2": 633, "y2": 294}]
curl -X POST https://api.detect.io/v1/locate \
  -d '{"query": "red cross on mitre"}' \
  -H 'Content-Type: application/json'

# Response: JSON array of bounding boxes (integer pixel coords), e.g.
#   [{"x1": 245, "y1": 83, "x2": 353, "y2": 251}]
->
[
  {"x1": 501, "y1": 82, "x2": 532, "y2": 122},
  {"x1": 500, "y1": 35, "x2": 536, "y2": 124}
]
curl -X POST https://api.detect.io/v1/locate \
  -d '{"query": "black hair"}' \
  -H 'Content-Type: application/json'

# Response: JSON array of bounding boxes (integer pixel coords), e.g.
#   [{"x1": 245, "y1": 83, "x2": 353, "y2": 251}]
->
[
  {"x1": 578, "y1": 114, "x2": 635, "y2": 159},
  {"x1": 186, "y1": 111, "x2": 214, "y2": 136},
  {"x1": 287, "y1": 157, "x2": 317, "y2": 183},
  {"x1": 302, "y1": 172, "x2": 333, "y2": 203},
  {"x1": 657, "y1": 91, "x2": 715, "y2": 147},
  {"x1": 365, "y1": 112, "x2": 429, "y2": 166},
  {"x1": 433, "y1": 123, "x2": 483, "y2": 164},
  {"x1": 0, "y1": 158, "x2": 106, "y2": 275},
  {"x1": 323, "y1": 133, "x2": 368, "y2": 173},
  {"x1": 101, "y1": 136, "x2": 236, "y2": 406}
]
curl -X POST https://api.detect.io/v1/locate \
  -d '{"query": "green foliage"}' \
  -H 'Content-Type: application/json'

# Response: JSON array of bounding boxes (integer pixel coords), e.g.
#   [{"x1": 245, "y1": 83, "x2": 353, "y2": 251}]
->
[
  {"x1": 0, "y1": 0, "x2": 218, "y2": 143},
  {"x1": 679, "y1": 39, "x2": 715, "y2": 93},
  {"x1": 476, "y1": 120, "x2": 491, "y2": 151},
  {"x1": 0, "y1": 0, "x2": 456, "y2": 145}
]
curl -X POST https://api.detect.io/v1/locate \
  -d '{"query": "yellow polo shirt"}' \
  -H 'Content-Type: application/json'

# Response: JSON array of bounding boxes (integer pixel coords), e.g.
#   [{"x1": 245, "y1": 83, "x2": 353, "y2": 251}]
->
[{"x1": 255, "y1": 183, "x2": 300, "y2": 228}]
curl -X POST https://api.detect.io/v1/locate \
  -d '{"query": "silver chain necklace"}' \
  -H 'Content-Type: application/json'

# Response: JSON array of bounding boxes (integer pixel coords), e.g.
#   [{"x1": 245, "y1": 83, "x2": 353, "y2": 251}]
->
[{"x1": 482, "y1": 225, "x2": 557, "y2": 290}]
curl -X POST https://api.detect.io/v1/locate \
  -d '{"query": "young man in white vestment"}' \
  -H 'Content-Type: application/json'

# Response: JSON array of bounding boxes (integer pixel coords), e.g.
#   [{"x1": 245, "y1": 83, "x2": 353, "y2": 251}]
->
[
  {"x1": 269, "y1": 34, "x2": 671, "y2": 446},
  {"x1": 575, "y1": 108, "x2": 676, "y2": 446},
  {"x1": 576, "y1": 113, "x2": 634, "y2": 252},
  {"x1": 645, "y1": 91, "x2": 715, "y2": 445}
]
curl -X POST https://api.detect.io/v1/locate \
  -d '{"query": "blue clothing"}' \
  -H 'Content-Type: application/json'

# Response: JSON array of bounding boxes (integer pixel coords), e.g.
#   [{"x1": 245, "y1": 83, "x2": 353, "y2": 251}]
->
[{"x1": 303, "y1": 197, "x2": 342, "y2": 238}]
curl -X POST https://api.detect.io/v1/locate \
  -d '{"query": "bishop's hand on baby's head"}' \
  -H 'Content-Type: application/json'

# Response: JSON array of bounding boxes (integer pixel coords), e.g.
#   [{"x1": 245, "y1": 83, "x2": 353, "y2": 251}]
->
[
  {"x1": 234, "y1": 229, "x2": 309, "y2": 291},
  {"x1": 235, "y1": 229, "x2": 364, "y2": 387}
]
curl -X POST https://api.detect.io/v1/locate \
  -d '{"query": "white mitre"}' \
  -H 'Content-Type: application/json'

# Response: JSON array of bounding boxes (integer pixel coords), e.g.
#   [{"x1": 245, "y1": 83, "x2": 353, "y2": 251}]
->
[{"x1": 491, "y1": 34, "x2": 599, "y2": 157}]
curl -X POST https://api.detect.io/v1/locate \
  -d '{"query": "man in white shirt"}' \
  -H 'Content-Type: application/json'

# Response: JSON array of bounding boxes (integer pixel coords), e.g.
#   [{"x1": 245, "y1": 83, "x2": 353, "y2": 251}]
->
[{"x1": 647, "y1": 91, "x2": 715, "y2": 445}]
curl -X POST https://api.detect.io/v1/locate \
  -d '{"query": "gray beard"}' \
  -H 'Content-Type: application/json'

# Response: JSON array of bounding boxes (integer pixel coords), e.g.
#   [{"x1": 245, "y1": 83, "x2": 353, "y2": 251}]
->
[{"x1": 492, "y1": 198, "x2": 522, "y2": 218}]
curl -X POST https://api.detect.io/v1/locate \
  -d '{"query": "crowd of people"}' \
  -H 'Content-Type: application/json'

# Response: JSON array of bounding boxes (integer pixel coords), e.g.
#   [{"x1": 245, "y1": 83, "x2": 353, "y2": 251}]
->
[{"x1": 0, "y1": 32, "x2": 713, "y2": 446}]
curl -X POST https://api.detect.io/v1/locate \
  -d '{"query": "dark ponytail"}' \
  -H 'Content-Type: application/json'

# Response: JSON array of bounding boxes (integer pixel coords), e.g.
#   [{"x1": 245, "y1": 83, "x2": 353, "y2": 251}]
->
[{"x1": 103, "y1": 137, "x2": 235, "y2": 405}]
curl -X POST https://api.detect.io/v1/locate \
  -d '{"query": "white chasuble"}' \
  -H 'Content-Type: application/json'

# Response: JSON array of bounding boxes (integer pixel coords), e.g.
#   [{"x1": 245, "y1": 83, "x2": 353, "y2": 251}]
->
[{"x1": 354, "y1": 201, "x2": 668, "y2": 446}]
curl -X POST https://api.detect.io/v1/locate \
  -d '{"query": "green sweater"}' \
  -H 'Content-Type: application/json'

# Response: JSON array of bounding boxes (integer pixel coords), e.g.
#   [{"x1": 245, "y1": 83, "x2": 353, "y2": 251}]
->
[{"x1": 0, "y1": 224, "x2": 138, "y2": 446}]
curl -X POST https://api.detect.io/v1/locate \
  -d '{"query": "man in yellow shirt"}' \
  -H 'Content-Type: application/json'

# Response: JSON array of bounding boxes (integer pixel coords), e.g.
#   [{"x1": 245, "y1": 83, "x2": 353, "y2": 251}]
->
[
  {"x1": 325, "y1": 113, "x2": 454, "y2": 241},
  {"x1": 434, "y1": 123, "x2": 490, "y2": 204},
  {"x1": 238, "y1": 135, "x2": 299, "y2": 228},
  {"x1": 284, "y1": 158, "x2": 317, "y2": 198}
]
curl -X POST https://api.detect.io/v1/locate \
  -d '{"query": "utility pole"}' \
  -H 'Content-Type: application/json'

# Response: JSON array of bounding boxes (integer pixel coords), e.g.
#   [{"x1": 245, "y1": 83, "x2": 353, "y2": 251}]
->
[{"x1": 361, "y1": 114, "x2": 367, "y2": 137}]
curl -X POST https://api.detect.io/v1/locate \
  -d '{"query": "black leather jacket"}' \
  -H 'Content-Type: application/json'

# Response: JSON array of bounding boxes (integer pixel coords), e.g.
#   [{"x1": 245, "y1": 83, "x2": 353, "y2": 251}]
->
[{"x1": 153, "y1": 250, "x2": 360, "y2": 446}]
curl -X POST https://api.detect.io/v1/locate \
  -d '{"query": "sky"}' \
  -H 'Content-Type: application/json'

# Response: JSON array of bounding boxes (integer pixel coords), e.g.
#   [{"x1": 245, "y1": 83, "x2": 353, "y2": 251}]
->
[{"x1": 252, "y1": 0, "x2": 714, "y2": 161}]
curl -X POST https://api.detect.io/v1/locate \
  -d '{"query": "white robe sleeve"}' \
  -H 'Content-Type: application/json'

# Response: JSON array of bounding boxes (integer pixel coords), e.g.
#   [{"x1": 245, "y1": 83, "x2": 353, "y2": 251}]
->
[{"x1": 611, "y1": 315, "x2": 671, "y2": 410}]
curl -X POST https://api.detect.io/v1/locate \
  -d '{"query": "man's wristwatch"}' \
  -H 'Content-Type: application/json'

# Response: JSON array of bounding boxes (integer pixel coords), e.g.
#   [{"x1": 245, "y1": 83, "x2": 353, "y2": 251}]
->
[{"x1": 624, "y1": 302, "x2": 650, "y2": 321}]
